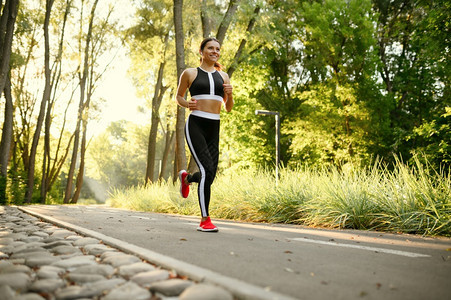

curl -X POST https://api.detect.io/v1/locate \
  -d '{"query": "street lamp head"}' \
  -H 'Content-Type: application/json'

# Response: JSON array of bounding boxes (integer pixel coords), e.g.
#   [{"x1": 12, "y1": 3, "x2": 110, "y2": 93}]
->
[{"x1": 255, "y1": 110, "x2": 279, "y2": 116}]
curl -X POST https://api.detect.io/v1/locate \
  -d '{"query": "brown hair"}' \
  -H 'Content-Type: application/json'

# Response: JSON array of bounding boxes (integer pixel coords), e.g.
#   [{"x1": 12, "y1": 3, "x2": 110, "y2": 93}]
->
[{"x1": 200, "y1": 37, "x2": 223, "y2": 71}]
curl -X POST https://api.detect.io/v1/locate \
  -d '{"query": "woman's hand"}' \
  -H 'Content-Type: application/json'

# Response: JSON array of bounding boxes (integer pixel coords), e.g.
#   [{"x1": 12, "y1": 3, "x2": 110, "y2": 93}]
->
[
  {"x1": 188, "y1": 99, "x2": 198, "y2": 111},
  {"x1": 223, "y1": 83, "x2": 233, "y2": 98}
]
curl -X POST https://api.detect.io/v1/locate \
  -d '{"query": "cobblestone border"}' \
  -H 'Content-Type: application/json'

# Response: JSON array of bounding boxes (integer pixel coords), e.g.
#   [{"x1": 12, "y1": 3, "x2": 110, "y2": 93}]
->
[{"x1": 12, "y1": 206, "x2": 295, "y2": 300}]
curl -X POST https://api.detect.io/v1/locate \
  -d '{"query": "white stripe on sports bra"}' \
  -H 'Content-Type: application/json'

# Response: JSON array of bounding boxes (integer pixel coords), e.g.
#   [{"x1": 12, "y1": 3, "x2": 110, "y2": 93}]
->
[{"x1": 192, "y1": 94, "x2": 223, "y2": 102}]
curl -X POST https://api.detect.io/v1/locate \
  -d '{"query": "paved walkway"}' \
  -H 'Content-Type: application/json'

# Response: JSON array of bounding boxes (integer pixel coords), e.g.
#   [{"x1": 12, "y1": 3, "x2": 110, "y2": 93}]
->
[{"x1": 0, "y1": 206, "x2": 236, "y2": 300}]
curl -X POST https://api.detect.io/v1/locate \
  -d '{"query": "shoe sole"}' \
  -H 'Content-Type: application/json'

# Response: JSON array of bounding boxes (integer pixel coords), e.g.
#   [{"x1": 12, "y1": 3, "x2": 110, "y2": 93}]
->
[{"x1": 197, "y1": 227, "x2": 219, "y2": 232}]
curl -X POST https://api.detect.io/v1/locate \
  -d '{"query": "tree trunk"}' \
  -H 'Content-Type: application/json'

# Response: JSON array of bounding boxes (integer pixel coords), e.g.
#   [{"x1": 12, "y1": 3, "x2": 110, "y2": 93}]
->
[
  {"x1": 40, "y1": 90, "x2": 52, "y2": 203},
  {"x1": 227, "y1": 6, "x2": 260, "y2": 79},
  {"x1": 46, "y1": 91, "x2": 75, "y2": 195},
  {"x1": 216, "y1": 0, "x2": 240, "y2": 45},
  {"x1": 173, "y1": 0, "x2": 187, "y2": 180},
  {"x1": 145, "y1": 35, "x2": 169, "y2": 184},
  {"x1": 0, "y1": 0, "x2": 20, "y2": 188},
  {"x1": 41, "y1": 0, "x2": 71, "y2": 203},
  {"x1": 159, "y1": 125, "x2": 175, "y2": 181},
  {"x1": 70, "y1": 118, "x2": 87, "y2": 204},
  {"x1": 0, "y1": 75, "x2": 13, "y2": 203},
  {"x1": 25, "y1": 0, "x2": 54, "y2": 204},
  {"x1": 200, "y1": 0, "x2": 211, "y2": 38},
  {"x1": 0, "y1": 0, "x2": 18, "y2": 92},
  {"x1": 64, "y1": 0, "x2": 98, "y2": 203}
]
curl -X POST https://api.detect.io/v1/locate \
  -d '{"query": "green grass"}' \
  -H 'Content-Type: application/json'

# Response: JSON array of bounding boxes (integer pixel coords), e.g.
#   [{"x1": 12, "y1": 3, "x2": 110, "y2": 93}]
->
[{"x1": 107, "y1": 158, "x2": 451, "y2": 237}]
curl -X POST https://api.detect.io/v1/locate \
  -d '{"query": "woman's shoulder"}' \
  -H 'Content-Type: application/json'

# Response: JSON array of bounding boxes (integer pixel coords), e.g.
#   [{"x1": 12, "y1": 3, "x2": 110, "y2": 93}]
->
[
  {"x1": 183, "y1": 67, "x2": 198, "y2": 75},
  {"x1": 218, "y1": 70, "x2": 230, "y2": 83},
  {"x1": 181, "y1": 68, "x2": 198, "y2": 82}
]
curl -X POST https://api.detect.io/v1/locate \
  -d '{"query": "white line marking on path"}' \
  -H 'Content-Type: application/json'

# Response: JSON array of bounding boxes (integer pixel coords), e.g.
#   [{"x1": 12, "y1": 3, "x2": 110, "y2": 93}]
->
[{"x1": 289, "y1": 238, "x2": 431, "y2": 258}]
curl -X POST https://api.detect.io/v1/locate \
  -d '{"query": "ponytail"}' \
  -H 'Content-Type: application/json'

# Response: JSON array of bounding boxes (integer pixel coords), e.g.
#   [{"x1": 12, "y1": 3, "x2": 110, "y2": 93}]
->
[{"x1": 214, "y1": 62, "x2": 223, "y2": 71}]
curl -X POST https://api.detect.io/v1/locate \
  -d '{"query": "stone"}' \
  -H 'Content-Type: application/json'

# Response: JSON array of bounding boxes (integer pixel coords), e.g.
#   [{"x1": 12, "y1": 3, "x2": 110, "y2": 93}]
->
[
  {"x1": 54, "y1": 285, "x2": 100, "y2": 300},
  {"x1": 0, "y1": 285, "x2": 15, "y2": 300},
  {"x1": 42, "y1": 241, "x2": 73, "y2": 249},
  {"x1": 65, "y1": 273, "x2": 106, "y2": 284},
  {"x1": 179, "y1": 284, "x2": 234, "y2": 300},
  {"x1": 50, "y1": 245, "x2": 82, "y2": 255},
  {"x1": 84, "y1": 244, "x2": 111, "y2": 256},
  {"x1": 12, "y1": 245, "x2": 47, "y2": 254},
  {"x1": 71, "y1": 264, "x2": 115, "y2": 277},
  {"x1": 83, "y1": 244, "x2": 113, "y2": 256},
  {"x1": 20, "y1": 236, "x2": 43, "y2": 243},
  {"x1": 100, "y1": 251, "x2": 121, "y2": 260},
  {"x1": 102, "y1": 253, "x2": 141, "y2": 267},
  {"x1": 117, "y1": 262, "x2": 155, "y2": 278},
  {"x1": 149, "y1": 278, "x2": 194, "y2": 297},
  {"x1": 50, "y1": 229, "x2": 73, "y2": 239},
  {"x1": 64, "y1": 235, "x2": 82, "y2": 241},
  {"x1": 36, "y1": 265, "x2": 66, "y2": 279},
  {"x1": 25, "y1": 253, "x2": 62, "y2": 268},
  {"x1": 0, "y1": 261, "x2": 13, "y2": 270},
  {"x1": 0, "y1": 272, "x2": 31, "y2": 292},
  {"x1": 12, "y1": 293, "x2": 46, "y2": 300},
  {"x1": 10, "y1": 249, "x2": 50, "y2": 260},
  {"x1": 0, "y1": 241, "x2": 26, "y2": 254},
  {"x1": 73, "y1": 237, "x2": 100, "y2": 246},
  {"x1": 82, "y1": 278, "x2": 126, "y2": 295},
  {"x1": 29, "y1": 278, "x2": 66, "y2": 293},
  {"x1": 130, "y1": 269, "x2": 170, "y2": 287},
  {"x1": 51, "y1": 255, "x2": 96, "y2": 270},
  {"x1": 0, "y1": 237, "x2": 14, "y2": 245},
  {"x1": 103, "y1": 282, "x2": 151, "y2": 300},
  {"x1": 0, "y1": 264, "x2": 31, "y2": 274},
  {"x1": 31, "y1": 231, "x2": 49, "y2": 238}
]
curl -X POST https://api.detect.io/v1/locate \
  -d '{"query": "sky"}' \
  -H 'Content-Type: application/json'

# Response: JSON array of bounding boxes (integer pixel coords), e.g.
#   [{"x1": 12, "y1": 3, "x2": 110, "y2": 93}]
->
[
  {"x1": 90, "y1": 51, "x2": 148, "y2": 137},
  {"x1": 88, "y1": 0, "x2": 148, "y2": 137}
]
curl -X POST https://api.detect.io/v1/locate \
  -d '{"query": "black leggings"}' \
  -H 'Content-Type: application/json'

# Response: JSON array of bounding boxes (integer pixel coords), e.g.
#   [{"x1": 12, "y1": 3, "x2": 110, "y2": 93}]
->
[{"x1": 185, "y1": 113, "x2": 220, "y2": 217}]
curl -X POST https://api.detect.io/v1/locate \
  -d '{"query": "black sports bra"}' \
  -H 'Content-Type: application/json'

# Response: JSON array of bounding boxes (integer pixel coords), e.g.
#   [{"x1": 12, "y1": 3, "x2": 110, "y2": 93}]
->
[{"x1": 189, "y1": 67, "x2": 224, "y2": 102}]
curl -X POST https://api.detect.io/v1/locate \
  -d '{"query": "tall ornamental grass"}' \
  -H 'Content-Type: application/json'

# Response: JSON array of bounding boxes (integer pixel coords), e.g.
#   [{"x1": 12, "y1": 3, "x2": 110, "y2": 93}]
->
[{"x1": 107, "y1": 158, "x2": 451, "y2": 236}]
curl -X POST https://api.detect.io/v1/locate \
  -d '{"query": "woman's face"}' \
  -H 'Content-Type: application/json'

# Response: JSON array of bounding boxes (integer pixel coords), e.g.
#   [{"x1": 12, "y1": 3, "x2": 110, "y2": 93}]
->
[{"x1": 201, "y1": 40, "x2": 221, "y2": 63}]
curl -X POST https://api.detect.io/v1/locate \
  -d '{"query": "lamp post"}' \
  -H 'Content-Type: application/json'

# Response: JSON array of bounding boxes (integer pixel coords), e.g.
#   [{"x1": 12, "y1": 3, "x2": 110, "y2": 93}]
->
[{"x1": 255, "y1": 110, "x2": 280, "y2": 186}]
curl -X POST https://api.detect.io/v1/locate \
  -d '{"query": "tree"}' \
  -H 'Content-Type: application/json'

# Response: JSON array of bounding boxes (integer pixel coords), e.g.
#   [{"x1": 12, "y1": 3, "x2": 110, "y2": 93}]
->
[
  {"x1": 40, "y1": 0, "x2": 73, "y2": 202},
  {"x1": 0, "y1": 0, "x2": 19, "y2": 203},
  {"x1": 25, "y1": 0, "x2": 54, "y2": 204},
  {"x1": 65, "y1": 0, "x2": 117, "y2": 204},
  {"x1": 145, "y1": 34, "x2": 170, "y2": 183},
  {"x1": 173, "y1": 0, "x2": 187, "y2": 178},
  {"x1": 373, "y1": 0, "x2": 450, "y2": 168}
]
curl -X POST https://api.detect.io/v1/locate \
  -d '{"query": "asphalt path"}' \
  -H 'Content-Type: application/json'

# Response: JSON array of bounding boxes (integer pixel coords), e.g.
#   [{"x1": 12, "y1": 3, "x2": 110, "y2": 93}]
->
[{"x1": 21, "y1": 205, "x2": 451, "y2": 300}]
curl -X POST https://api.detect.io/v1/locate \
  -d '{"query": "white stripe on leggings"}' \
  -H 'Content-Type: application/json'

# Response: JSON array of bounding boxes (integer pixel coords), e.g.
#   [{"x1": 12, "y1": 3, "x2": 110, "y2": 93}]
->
[{"x1": 185, "y1": 115, "x2": 208, "y2": 217}]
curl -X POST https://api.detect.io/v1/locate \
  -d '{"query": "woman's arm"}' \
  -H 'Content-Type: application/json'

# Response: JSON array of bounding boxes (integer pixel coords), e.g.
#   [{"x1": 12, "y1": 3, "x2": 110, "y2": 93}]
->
[
  {"x1": 176, "y1": 70, "x2": 191, "y2": 109},
  {"x1": 222, "y1": 72, "x2": 234, "y2": 112}
]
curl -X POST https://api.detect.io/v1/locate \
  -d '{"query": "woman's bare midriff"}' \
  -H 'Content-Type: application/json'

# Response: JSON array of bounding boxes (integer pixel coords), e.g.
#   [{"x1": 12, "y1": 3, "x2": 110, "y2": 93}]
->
[{"x1": 192, "y1": 99, "x2": 222, "y2": 114}]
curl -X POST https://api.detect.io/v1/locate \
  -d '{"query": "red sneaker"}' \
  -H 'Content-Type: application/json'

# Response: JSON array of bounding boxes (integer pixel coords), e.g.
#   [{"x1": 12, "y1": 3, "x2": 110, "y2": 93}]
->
[
  {"x1": 178, "y1": 170, "x2": 190, "y2": 198},
  {"x1": 197, "y1": 217, "x2": 218, "y2": 232}
]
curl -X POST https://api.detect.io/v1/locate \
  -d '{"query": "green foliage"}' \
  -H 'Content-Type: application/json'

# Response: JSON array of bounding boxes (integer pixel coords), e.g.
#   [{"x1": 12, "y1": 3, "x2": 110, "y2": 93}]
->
[
  {"x1": 108, "y1": 157, "x2": 451, "y2": 236},
  {"x1": 5, "y1": 0, "x2": 449, "y2": 213},
  {"x1": 108, "y1": 179, "x2": 198, "y2": 216},
  {"x1": 373, "y1": 0, "x2": 450, "y2": 169},
  {"x1": 86, "y1": 120, "x2": 148, "y2": 189}
]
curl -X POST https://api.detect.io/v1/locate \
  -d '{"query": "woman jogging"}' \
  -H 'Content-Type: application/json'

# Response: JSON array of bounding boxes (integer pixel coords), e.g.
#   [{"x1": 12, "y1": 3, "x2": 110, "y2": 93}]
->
[{"x1": 175, "y1": 37, "x2": 234, "y2": 232}]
